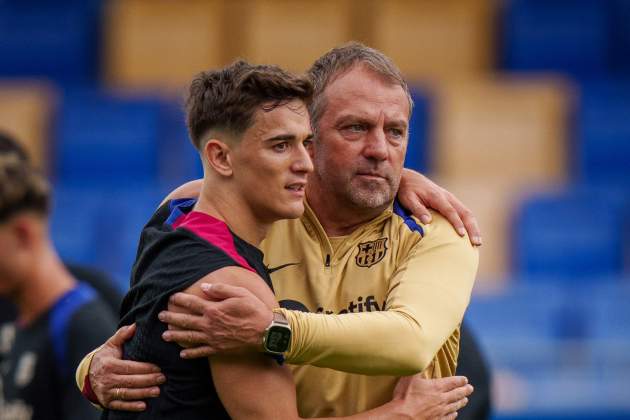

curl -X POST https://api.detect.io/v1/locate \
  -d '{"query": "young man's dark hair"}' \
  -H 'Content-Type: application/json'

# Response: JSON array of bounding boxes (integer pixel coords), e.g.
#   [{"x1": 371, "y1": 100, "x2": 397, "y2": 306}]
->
[
  {"x1": 0, "y1": 131, "x2": 29, "y2": 160},
  {"x1": 185, "y1": 60, "x2": 313, "y2": 150},
  {"x1": 0, "y1": 131, "x2": 50, "y2": 222}
]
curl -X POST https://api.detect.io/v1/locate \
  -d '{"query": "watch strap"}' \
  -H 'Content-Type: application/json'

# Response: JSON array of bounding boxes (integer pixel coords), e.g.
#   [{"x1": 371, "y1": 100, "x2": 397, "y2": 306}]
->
[{"x1": 272, "y1": 309, "x2": 289, "y2": 326}]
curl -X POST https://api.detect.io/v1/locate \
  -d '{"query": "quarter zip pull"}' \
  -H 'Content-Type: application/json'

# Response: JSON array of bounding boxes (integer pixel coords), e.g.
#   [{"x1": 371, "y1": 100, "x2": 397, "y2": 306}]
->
[{"x1": 325, "y1": 254, "x2": 331, "y2": 267}]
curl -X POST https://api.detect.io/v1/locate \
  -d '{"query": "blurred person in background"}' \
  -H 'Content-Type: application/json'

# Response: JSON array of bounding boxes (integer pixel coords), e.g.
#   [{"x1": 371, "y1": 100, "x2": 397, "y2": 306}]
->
[
  {"x1": 78, "y1": 44, "x2": 481, "y2": 418},
  {"x1": 0, "y1": 132, "x2": 117, "y2": 420}
]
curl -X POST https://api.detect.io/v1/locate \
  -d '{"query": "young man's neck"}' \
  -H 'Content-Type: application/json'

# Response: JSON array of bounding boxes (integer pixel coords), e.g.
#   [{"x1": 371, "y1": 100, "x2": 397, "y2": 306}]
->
[
  {"x1": 195, "y1": 180, "x2": 269, "y2": 246},
  {"x1": 305, "y1": 181, "x2": 389, "y2": 237},
  {"x1": 14, "y1": 245, "x2": 75, "y2": 326}
]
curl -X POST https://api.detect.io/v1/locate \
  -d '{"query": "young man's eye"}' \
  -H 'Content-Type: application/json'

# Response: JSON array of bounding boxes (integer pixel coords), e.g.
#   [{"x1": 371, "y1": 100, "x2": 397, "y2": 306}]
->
[
  {"x1": 303, "y1": 139, "x2": 313, "y2": 147},
  {"x1": 273, "y1": 142, "x2": 289, "y2": 152}
]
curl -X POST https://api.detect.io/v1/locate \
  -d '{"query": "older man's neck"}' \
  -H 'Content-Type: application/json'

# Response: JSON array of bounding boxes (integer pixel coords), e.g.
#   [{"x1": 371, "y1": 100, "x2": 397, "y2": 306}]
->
[{"x1": 306, "y1": 184, "x2": 388, "y2": 237}]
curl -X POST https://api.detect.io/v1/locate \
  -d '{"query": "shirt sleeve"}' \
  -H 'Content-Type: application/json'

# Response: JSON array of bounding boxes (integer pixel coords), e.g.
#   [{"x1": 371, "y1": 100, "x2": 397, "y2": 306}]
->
[
  {"x1": 65, "y1": 300, "x2": 117, "y2": 418},
  {"x1": 282, "y1": 215, "x2": 478, "y2": 376},
  {"x1": 75, "y1": 348, "x2": 100, "y2": 407}
]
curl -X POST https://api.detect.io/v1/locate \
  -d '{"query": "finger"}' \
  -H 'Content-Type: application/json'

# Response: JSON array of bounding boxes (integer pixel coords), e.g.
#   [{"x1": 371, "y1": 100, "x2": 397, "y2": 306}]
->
[
  {"x1": 435, "y1": 196, "x2": 466, "y2": 237},
  {"x1": 200, "y1": 282, "x2": 252, "y2": 300},
  {"x1": 444, "y1": 412, "x2": 458, "y2": 420},
  {"x1": 444, "y1": 384, "x2": 474, "y2": 404},
  {"x1": 108, "y1": 358, "x2": 162, "y2": 375},
  {"x1": 162, "y1": 330, "x2": 209, "y2": 345},
  {"x1": 107, "y1": 400, "x2": 147, "y2": 412},
  {"x1": 406, "y1": 195, "x2": 433, "y2": 224},
  {"x1": 435, "y1": 375, "x2": 468, "y2": 391},
  {"x1": 180, "y1": 345, "x2": 216, "y2": 359},
  {"x1": 168, "y1": 293, "x2": 215, "y2": 314},
  {"x1": 397, "y1": 188, "x2": 433, "y2": 224},
  {"x1": 111, "y1": 372, "x2": 166, "y2": 389},
  {"x1": 444, "y1": 397, "x2": 468, "y2": 414},
  {"x1": 114, "y1": 386, "x2": 161, "y2": 401},
  {"x1": 158, "y1": 310, "x2": 206, "y2": 331},
  {"x1": 449, "y1": 196, "x2": 482, "y2": 246},
  {"x1": 108, "y1": 324, "x2": 136, "y2": 347}
]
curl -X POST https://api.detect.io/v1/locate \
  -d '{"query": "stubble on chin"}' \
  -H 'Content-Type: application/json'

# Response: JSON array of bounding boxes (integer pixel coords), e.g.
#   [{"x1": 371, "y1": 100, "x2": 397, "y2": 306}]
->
[{"x1": 346, "y1": 177, "x2": 396, "y2": 209}]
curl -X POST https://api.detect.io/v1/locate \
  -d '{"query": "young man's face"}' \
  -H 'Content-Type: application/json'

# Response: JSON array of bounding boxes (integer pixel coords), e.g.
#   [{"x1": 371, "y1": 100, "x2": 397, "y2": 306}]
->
[
  {"x1": 0, "y1": 220, "x2": 26, "y2": 297},
  {"x1": 311, "y1": 65, "x2": 409, "y2": 212},
  {"x1": 230, "y1": 99, "x2": 314, "y2": 223}
]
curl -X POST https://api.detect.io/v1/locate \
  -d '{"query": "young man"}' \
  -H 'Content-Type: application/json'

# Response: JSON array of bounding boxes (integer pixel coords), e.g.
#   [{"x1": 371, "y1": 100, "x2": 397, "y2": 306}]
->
[
  {"x1": 0, "y1": 133, "x2": 116, "y2": 420},
  {"x1": 79, "y1": 44, "x2": 478, "y2": 417}
]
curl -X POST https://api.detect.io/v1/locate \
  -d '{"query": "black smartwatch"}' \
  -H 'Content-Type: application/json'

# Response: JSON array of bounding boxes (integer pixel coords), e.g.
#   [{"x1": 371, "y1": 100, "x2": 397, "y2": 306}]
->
[{"x1": 262, "y1": 311, "x2": 291, "y2": 355}]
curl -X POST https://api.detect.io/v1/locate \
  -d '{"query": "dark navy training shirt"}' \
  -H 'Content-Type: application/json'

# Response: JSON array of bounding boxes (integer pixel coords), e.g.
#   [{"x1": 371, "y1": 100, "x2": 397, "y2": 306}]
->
[
  {"x1": 0, "y1": 283, "x2": 116, "y2": 420},
  {"x1": 103, "y1": 199, "x2": 272, "y2": 420}
]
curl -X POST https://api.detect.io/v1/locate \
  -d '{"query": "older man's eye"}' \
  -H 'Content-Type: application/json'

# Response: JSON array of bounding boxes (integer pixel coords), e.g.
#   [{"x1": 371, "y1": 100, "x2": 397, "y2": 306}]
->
[
  {"x1": 387, "y1": 127, "x2": 405, "y2": 140},
  {"x1": 340, "y1": 124, "x2": 367, "y2": 137},
  {"x1": 348, "y1": 124, "x2": 366, "y2": 132}
]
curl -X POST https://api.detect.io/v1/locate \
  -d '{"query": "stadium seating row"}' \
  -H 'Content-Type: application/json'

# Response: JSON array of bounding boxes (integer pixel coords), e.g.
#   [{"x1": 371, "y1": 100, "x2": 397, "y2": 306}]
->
[
  {"x1": 2, "y1": 0, "x2": 629, "y2": 87},
  {"x1": 501, "y1": 0, "x2": 630, "y2": 78},
  {"x1": 466, "y1": 280, "x2": 630, "y2": 413}
]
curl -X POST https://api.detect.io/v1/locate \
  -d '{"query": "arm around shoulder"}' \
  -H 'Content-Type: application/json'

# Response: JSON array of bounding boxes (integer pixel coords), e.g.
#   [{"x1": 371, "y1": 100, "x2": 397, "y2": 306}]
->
[
  {"x1": 378, "y1": 213, "x2": 478, "y2": 372},
  {"x1": 159, "y1": 179, "x2": 203, "y2": 206},
  {"x1": 178, "y1": 267, "x2": 454, "y2": 419},
  {"x1": 281, "y1": 214, "x2": 478, "y2": 376}
]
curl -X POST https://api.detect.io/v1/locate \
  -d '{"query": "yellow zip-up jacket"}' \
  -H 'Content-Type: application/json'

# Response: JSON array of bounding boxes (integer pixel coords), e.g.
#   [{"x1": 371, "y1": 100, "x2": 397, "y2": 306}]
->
[
  {"x1": 76, "y1": 200, "x2": 477, "y2": 417},
  {"x1": 263, "y1": 201, "x2": 478, "y2": 416}
]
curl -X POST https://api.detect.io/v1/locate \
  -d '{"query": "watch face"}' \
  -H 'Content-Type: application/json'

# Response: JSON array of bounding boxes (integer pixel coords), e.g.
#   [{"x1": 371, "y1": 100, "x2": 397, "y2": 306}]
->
[{"x1": 266, "y1": 326, "x2": 291, "y2": 353}]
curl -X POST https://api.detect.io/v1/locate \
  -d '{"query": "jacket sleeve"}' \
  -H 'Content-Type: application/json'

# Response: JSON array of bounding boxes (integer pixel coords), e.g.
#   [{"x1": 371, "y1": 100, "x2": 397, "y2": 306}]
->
[{"x1": 282, "y1": 215, "x2": 478, "y2": 376}]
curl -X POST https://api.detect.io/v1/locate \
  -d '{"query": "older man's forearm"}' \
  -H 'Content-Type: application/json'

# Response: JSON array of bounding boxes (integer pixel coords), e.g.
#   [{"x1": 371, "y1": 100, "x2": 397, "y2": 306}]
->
[{"x1": 282, "y1": 215, "x2": 478, "y2": 376}]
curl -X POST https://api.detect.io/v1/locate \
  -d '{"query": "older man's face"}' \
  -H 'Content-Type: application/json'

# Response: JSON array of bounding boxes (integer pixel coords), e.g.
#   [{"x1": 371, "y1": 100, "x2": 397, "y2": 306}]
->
[{"x1": 312, "y1": 65, "x2": 409, "y2": 211}]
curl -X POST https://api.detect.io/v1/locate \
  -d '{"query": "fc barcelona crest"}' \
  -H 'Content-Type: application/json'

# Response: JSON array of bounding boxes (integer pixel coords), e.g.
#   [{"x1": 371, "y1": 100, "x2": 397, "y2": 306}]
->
[{"x1": 355, "y1": 238, "x2": 388, "y2": 268}]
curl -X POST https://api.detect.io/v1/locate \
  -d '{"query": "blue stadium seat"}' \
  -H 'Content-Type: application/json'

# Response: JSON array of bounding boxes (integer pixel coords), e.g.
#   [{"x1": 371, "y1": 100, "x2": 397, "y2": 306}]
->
[
  {"x1": 55, "y1": 89, "x2": 163, "y2": 186},
  {"x1": 610, "y1": 0, "x2": 630, "y2": 75},
  {"x1": 50, "y1": 186, "x2": 103, "y2": 266},
  {"x1": 585, "y1": 281, "x2": 630, "y2": 340},
  {"x1": 94, "y1": 186, "x2": 167, "y2": 289},
  {"x1": 403, "y1": 89, "x2": 431, "y2": 173},
  {"x1": 0, "y1": 1, "x2": 102, "y2": 84},
  {"x1": 157, "y1": 101, "x2": 203, "y2": 189},
  {"x1": 512, "y1": 187, "x2": 628, "y2": 280},
  {"x1": 574, "y1": 81, "x2": 630, "y2": 187},
  {"x1": 500, "y1": 0, "x2": 610, "y2": 78},
  {"x1": 51, "y1": 184, "x2": 167, "y2": 290},
  {"x1": 466, "y1": 283, "x2": 566, "y2": 340}
]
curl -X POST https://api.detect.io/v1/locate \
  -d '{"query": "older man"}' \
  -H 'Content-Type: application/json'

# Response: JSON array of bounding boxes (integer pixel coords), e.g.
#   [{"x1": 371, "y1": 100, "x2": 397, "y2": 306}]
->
[{"x1": 77, "y1": 43, "x2": 479, "y2": 418}]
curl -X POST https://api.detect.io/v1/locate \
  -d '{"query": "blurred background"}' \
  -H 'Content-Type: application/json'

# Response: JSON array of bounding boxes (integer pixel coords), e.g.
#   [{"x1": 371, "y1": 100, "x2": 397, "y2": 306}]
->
[{"x1": 0, "y1": 0, "x2": 628, "y2": 418}]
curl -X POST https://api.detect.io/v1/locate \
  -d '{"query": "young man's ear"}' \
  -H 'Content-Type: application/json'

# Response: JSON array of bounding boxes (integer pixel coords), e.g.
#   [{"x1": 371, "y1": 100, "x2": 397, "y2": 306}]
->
[
  {"x1": 203, "y1": 139, "x2": 233, "y2": 177},
  {"x1": 8, "y1": 215, "x2": 39, "y2": 252}
]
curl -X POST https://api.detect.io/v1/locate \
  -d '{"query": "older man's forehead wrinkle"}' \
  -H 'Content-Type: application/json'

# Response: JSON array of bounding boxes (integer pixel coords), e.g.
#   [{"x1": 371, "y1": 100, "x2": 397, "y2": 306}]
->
[
  {"x1": 327, "y1": 93, "x2": 408, "y2": 123},
  {"x1": 332, "y1": 109, "x2": 408, "y2": 129}
]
